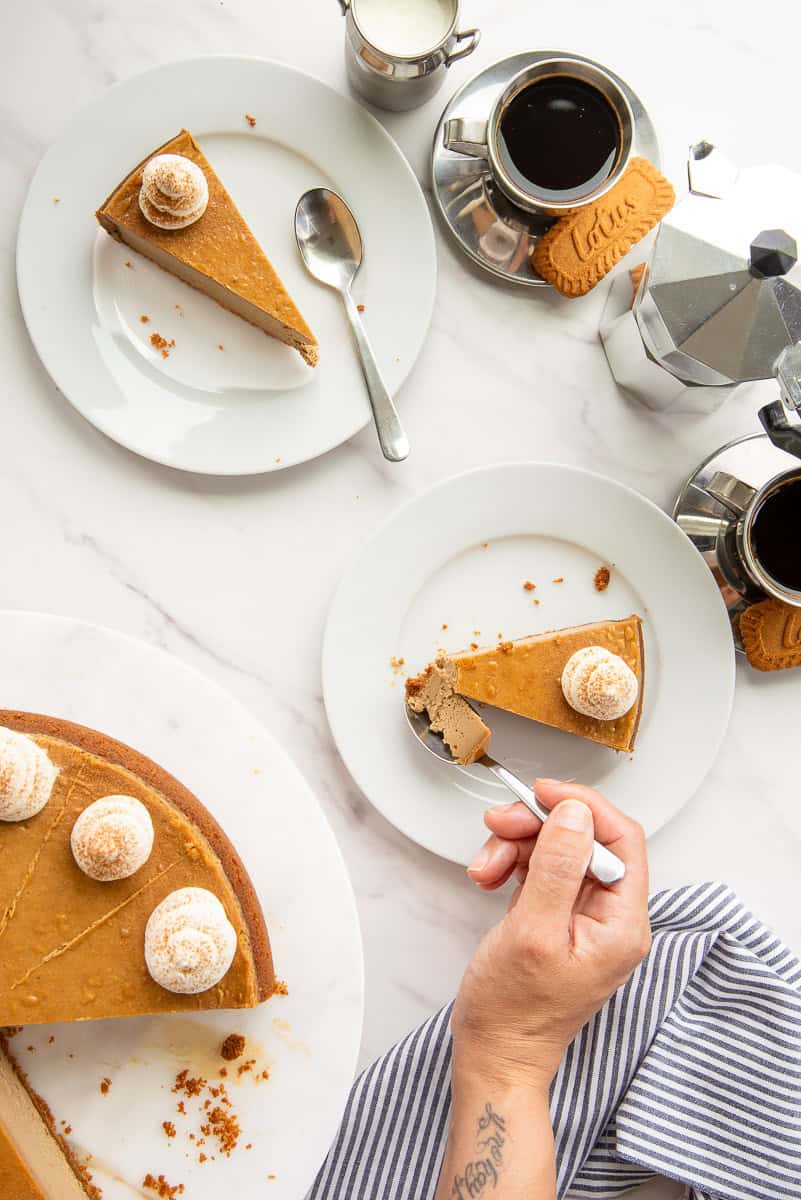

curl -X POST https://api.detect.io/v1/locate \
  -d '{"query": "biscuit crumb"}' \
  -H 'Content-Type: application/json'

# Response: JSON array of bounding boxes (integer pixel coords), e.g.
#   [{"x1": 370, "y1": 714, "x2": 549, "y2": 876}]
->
[
  {"x1": 100, "y1": 1078, "x2": 111, "y2": 1095},
  {"x1": 357, "y1": 304, "x2": 365, "y2": 313},
  {"x1": 143, "y1": 1174, "x2": 184, "y2": 1198},
  {"x1": 163, "y1": 1121, "x2": 176, "y2": 1139},
  {"x1": 273, "y1": 979, "x2": 289, "y2": 996},
  {"x1": 533, "y1": 598, "x2": 541, "y2": 606},
  {"x1": 52, "y1": 197, "x2": 61, "y2": 204},
  {"x1": 552, "y1": 577, "x2": 565, "y2": 584},
  {"x1": 245, "y1": 113, "x2": 256, "y2": 127},
  {"x1": 221, "y1": 1034, "x2": 246, "y2": 1062},
  {"x1": 390, "y1": 656, "x2": 405, "y2": 675},
  {"x1": 594, "y1": 566, "x2": 611, "y2": 592},
  {"x1": 140, "y1": 314, "x2": 150, "y2": 324},
  {"x1": 217, "y1": 343, "x2": 225, "y2": 350},
  {"x1": 481, "y1": 542, "x2": 489, "y2": 549},
  {"x1": 124, "y1": 260, "x2": 133, "y2": 268},
  {"x1": 441, "y1": 623, "x2": 448, "y2": 630},
  {"x1": 523, "y1": 581, "x2": 536, "y2": 591},
  {"x1": 470, "y1": 643, "x2": 479, "y2": 651}
]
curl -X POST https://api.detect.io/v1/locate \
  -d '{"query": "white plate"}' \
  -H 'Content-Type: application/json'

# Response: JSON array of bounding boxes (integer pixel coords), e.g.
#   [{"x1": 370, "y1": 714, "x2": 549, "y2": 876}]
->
[
  {"x1": 1, "y1": 612, "x2": 363, "y2": 1200},
  {"x1": 323, "y1": 463, "x2": 735, "y2": 865},
  {"x1": 16, "y1": 56, "x2": 436, "y2": 475}
]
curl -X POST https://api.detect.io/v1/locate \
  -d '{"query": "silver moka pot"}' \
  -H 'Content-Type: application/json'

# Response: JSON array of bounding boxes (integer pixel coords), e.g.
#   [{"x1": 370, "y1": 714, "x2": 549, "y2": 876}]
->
[{"x1": 601, "y1": 141, "x2": 801, "y2": 427}]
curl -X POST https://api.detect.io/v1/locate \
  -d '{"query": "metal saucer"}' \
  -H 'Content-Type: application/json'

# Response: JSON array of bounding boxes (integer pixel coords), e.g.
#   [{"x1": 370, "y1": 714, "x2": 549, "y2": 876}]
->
[
  {"x1": 673, "y1": 432, "x2": 793, "y2": 650},
  {"x1": 431, "y1": 51, "x2": 661, "y2": 288}
]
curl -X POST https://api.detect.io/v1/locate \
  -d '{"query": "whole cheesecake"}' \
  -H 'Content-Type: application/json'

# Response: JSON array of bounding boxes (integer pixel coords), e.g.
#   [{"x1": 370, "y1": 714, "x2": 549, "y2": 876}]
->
[{"x1": 0, "y1": 711, "x2": 275, "y2": 1026}]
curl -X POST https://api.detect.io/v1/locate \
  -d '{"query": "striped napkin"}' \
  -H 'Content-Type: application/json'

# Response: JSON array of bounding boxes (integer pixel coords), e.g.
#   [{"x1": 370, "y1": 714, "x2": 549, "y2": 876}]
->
[{"x1": 309, "y1": 882, "x2": 801, "y2": 1200}]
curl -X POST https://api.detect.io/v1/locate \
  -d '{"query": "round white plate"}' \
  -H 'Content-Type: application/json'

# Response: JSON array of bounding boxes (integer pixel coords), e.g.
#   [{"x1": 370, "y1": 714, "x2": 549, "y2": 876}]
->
[
  {"x1": 323, "y1": 463, "x2": 735, "y2": 865},
  {"x1": 17, "y1": 56, "x2": 436, "y2": 474},
  {"x1": 1, "y1": 612, "x2": 363, "y2": 1200}
]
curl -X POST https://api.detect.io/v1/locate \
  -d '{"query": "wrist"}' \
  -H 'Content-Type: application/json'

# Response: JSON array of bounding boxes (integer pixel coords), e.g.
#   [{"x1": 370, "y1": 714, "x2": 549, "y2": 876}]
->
[{"x1": 451, "y1": 1037, "x2": 556, "y2": 1102}]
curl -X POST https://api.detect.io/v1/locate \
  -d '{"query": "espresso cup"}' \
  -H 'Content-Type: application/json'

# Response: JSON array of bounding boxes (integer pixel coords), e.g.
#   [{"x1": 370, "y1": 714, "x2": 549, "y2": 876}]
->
[
  {"x1": 705, "y1": 467, "x2": 801, "y2": 607},
  {"x1": 444, "y1": 57, "x2": 634, "y2": 216}
]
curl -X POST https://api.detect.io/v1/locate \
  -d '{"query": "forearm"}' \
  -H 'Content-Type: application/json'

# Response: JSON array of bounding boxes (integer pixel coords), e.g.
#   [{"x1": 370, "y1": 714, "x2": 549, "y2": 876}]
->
[{"x1": 435, "y1": 1063, "x2": 556, "y2": 1200}]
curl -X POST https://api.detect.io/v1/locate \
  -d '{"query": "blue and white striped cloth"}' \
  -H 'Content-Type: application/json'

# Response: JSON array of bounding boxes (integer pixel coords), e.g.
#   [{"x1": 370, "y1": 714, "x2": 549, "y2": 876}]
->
[{"x1": 309, "y1": 883, "x2": 801, "y2": 1200}]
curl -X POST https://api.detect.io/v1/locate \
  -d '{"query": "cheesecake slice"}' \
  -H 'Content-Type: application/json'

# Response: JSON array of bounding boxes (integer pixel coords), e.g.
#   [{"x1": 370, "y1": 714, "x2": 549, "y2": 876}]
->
[
  {"x1": 406, "y1": 660, "x2": 491, "y2": 765},
  {"x1": 407, "y1": 616, "x2": 644, "y2": 758},
  {"x1": 96, "y1": 129, "x2": 319, "y2": 366},
  {"x1": 0, "y1": 1037, "x2": 96, "y2": 1199},
  {"x1": 0, "y1": 711, "x2": 275, "y2": 1027}
]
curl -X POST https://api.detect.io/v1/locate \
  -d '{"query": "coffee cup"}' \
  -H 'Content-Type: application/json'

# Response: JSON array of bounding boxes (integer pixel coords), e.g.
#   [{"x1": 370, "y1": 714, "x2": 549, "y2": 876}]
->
[
  {"x1": 444, "y1": 57, "x2": 634, "y2": 216},
  {"x1": 704, "y1": 467, "x2": 801, "y2": 607}
]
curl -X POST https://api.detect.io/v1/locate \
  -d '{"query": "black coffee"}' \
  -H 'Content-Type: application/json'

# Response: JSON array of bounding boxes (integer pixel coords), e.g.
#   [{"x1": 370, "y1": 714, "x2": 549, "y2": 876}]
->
[
  {"x1": 497, "y1": 76, "x2": 620, "y2": 203},
  {"x1": 751, "y1": 478, "x2": 801, "y2": 591}
]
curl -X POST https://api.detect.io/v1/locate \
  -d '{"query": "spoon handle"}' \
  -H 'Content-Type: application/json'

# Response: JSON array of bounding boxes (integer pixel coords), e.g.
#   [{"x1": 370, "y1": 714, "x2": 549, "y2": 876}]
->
[
  {"x1": 343, "y1": 291, "x2": 409, "y2": 462},
  {"x1": 482, "y1": 759, "x2": 626, "y2": 886}
]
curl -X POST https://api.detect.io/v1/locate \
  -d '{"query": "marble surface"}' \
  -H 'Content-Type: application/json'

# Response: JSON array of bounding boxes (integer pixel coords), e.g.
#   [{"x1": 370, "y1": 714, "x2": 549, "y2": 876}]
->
[{"x1": 2, "y1": 2, "x2": 800, "y2": 1196}]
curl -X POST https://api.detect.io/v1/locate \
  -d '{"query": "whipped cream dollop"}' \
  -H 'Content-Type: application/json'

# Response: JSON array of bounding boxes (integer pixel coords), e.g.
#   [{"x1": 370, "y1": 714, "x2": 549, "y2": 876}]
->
[
  {"x1": 145, "y1": 888, "x2": 237, "y2": 995},
  {"x1": 139, "y1": 154, "x2": 209, "y2": 230},
  {"x1": 561, "y1": 646, "x2": 639, "y2": 722},
  {"x1": 70, "y1": 795, "x2": 154, "y2": 882},
  {"x1": 0, "y1": 728, "x2": 58, "y2": 821}
]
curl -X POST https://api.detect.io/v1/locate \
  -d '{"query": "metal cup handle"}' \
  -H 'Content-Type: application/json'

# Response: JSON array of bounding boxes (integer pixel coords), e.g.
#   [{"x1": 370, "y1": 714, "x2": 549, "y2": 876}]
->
[
  {"x1": 443, "y1": 117, "x2": 489, "y2": 158},
  {"x1": 445, "y1": 27, "x2": 481, "y2": 66},
  {"x1": 336, "y1": 0, "x2": 349, "y2": 13},
  {"x1": 704, "y1": 471, "x2": 757, "y2": 517}
]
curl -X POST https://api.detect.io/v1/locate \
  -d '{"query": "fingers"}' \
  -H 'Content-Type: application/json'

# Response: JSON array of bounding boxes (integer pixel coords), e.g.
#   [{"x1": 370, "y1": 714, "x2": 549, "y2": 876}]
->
[
  {"x1": 484, "y1": 802, "x2": 542, "y2": 840},
  {"x1": 518, "y1": 799, "x2": 595, "y2": 929},
  {"x1": 534, "y1": 780, "x2": 649, "y2": 913},
  {"x1": 467, "y1": 833, "x2": 537, "y2": 890}
]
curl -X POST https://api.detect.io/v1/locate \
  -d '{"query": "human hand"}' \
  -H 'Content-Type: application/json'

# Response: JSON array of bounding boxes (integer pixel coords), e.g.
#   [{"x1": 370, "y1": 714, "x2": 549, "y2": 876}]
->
[{"x1": 451, "y1": 779, "x2": 651, "y2": 1093}]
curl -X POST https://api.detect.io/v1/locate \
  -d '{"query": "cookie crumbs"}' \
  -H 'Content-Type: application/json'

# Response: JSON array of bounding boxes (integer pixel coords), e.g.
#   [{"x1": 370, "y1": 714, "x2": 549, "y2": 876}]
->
[
  {"x1": 481, "y1": 542, "x2": 489, "y2": 549},
  {"x1": 274, "y1": 456, "x2": 281, "y2": 464},
  {"x1": 273, "y1": 979, "x2": 289, "y2": 996},
  {"x1": 357, "y1": 304, "x2": 365, "y2": 313},
  {"x1": 174, "y1": 304, "x2": 184, "y2": 316},
  {"x1": 27, "y1": 1045, "x2": 34, "y2": 1053},
  {"x1": 100, "y1": 1078, "x2": 111, "y2": 1095},
  {"x1": 390, "y1": 656, "x2": 405, "y2": 675},
  {"x1": 246, "y1": 1143, "x2": 253, "y2": 1150},
  {"x1": 237, "y1": 1058, "x2": 256, "y2": 1077},
  {"x1": 173, "y1": 1069, "x2": 207, "y2": 1098},
  {"x1": 221, "y1": 1033, "x2": 246, "y2": 1062},
  {"x1": 200, "y1": 1104, "x2": 241, "y2": 1156},
  {"x1": 470, "y1": 643, "x2": 479, "y2": 651},
  {"x1": 3, "y1": 1027, "x2": 22, "y2": 1038},
  {"x1": 441, "y1": 623, "x2": 448, "y2": 630},
  {"x1": 176, "y1": 1101, "x2": 186, "y2": 1115},
  {"x1": 533, "y1": 598, "x2": 541, "y2": 606},
  {"x1": 499, "y1": 641, "x2": 514, "y2": 653},
  {"x1": 140, "y1": 314, "x2": 150, "y2": 324},
  {"x1": 53, "y1": 197, "x2": 61, "y2": 204},
  {"x1": 473, "y1": 630, "x2": 481, "y2": 636},
  {"x1": 199, "y1": 1152, "x2": 207, "y2": 1163},
  {"x1": 219, "y1": 1067, "x2": 228, "y2": 1078},
  {"x1": 124, "y1": 260, "x2": 132, "y2": 268},
  {"x1": 48, "y1": 1036, "x2": 55, "y2": 1044},
  {"x1": 64, "y1": 1124, "x2": 72, "y2": 1135},
  {"x1": 552, "y1": 577, "x2": 565, "y2": 584},
  {"x1": 150, "y1": 332, "x2": 170, "y2": 356},
  {"x1": 260, "y1": 1068, "x2": 270, "y2": 1081},
  {"x1": 594, "y1": 566, "x2": 611, "y2": 592},
  {"x1": 143, "y1": 1173, "x2": 184, "y2": 1198},
  {"x1": 523, "y1": 581, "x2": 536, "y2": 591},
  {"x1": 245, "y1": 114, "x2": 256, "y2": 127},
  {"x1": 163, "y1": 1121, "x2": 176, "y2": 1139},
  {"x1": 268, "y1": 1174, "x2": 276, "y2": 1180}
]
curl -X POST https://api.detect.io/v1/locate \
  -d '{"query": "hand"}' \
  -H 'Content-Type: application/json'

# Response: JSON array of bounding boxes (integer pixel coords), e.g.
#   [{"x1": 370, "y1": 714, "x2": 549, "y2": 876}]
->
[{"x1": 452, "y1": 779, "x2": 651, "y2": 1093}]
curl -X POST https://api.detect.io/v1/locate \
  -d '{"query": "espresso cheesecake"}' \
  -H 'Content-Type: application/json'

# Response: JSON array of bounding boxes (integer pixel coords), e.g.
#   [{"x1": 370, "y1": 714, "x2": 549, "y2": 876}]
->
[
  {"x1": 96, "y1": 129, "x2": 319, "y2": 366},
  {"x1": 0, "y1": 711, "x2": 275, "y2": 1027},
  {"x1": 407, "y1": 616, "x2": 645, "y2": 759}
]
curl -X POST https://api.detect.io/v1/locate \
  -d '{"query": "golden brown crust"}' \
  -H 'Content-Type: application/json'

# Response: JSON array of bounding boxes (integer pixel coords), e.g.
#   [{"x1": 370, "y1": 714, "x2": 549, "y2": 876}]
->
[
  {"x1": 739, "y1": 599, "x2": 801, "y2": 671},
  {"x1": 532, "y1": 159, "x2": 675, "y2": 297},
  {"x1": 0, "y1": 711, "x2": 275, "y2": 1005},
  {"x1": 0, "y1": 1035, "x2": 98, "y2": 1198}
]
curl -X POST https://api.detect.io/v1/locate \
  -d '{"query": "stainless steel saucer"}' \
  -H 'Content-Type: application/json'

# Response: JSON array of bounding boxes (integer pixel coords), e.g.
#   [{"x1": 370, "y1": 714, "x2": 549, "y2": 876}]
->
[
  {"x1": 673, "y1": 432, "x2": 792, "y2": 649},
  {"x1": 431, "y1": 51, "x2": 661, "y2": 288}
]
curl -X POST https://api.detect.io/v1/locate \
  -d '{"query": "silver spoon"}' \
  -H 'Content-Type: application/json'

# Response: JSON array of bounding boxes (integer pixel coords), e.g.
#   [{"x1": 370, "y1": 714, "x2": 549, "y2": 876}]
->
[
  {"x1": 295, "y1": 188, "x2": 409, "y2": 463},
  {"x1": 405, "y1": 705, "x2": 626, "y2": 886}
]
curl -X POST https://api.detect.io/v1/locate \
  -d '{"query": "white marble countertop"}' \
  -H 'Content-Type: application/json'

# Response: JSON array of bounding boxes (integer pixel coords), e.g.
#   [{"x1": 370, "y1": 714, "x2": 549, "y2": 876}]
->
[{"x1": 2, "y1": 3, "x2": 801, "y2": 1195}]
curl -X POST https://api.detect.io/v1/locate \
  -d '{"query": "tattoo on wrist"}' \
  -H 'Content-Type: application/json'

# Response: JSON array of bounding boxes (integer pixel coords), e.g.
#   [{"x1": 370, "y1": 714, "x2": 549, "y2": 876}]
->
[{"x1": 450, "y1": 1103, "x2": 506, "y2": 1198}]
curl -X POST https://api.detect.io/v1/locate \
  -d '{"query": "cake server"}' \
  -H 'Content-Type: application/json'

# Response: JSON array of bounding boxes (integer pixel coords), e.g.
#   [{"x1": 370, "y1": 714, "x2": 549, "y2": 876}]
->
[
  {"x1": 295, "y1": 188, "x2": 409, "y2": 462},
  {"x1": 405, "y1": 705, "x2": 626, "y2": 885}
]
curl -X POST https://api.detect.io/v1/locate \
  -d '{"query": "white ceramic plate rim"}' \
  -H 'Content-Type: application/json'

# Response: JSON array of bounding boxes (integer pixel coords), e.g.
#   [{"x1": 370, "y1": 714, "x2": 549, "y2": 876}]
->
[
  {"x1": 322, "y1": 462, "x2": 736, "y2": 864},
  {"x1": 0, "y1": 610, "x2": 364, "y2": 1198},
  {"x1": 16, "y1": 55, "x2": 436, "y2": 475}
]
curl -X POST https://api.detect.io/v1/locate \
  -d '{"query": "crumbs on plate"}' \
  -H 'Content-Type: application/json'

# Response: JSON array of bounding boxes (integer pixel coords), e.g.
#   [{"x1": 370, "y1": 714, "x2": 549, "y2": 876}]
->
[
  {"x1": 143, "y1": 1174, "x2": 184, "y2": 1198},
  {"x1": 100, "y1": 1077, "x2": 111, "y2": 1095},
  {"x1": 594, "y1": 566, "x2": 611, "y2": 592},
  {"x1": 245, "y1": 113, "x2": 256, "y2": 127},
  {"x1": 390, "y1": 656, "x2": 405, "y2": 676},
  {"x1": 523, "y1": 580, "x2": 536, "y2": 591},
  {"x1": 552, "y1": 577, "x2": 565, "y2": 584},
  {"x1": 150, "y1": 332, "x2": 176, "y2": 359}
]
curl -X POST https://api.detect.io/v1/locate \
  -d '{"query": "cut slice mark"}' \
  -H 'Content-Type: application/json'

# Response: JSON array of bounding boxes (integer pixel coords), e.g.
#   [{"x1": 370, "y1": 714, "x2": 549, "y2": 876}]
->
[
  {"x1": 0, "y1": 763, "x2": 87, "y2": 941},
  {"x1": 11, "y1": 860, "x2": 178, "y2": 990}
]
